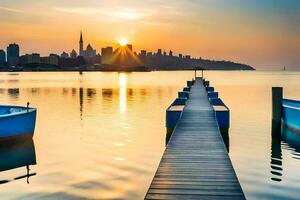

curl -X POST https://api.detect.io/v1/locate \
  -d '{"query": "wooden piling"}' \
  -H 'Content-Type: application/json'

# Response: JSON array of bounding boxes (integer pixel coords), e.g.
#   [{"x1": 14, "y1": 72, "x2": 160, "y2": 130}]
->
[{"x1": 272, "y1": 87, "x2": 283, "y2": 137}]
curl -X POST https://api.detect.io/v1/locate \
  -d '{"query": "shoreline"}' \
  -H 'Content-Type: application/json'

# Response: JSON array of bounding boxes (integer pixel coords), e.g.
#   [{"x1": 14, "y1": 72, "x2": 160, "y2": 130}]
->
[{"x1": 0, "y1": 68, "x2": 256, "y2": 73}]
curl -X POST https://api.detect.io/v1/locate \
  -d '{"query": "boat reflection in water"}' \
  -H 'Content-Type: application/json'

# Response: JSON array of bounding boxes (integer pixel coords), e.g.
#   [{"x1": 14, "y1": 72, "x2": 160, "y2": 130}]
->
[
  {"x1": 281, "y1": 124, "x2": 300, "y2": 155},
  {"x1": 270, "y1": 122, "x2": 300, "y2": 182},
  {"x1": 0, "y1": 139, "x2": 37, "y2": 184}
]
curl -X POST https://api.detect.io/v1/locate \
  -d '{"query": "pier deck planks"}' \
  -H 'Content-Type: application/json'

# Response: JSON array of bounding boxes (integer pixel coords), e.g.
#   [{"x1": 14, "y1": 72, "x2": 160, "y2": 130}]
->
[{"x1": 145, "y1": 77, "x2": 245, "y2": 200}]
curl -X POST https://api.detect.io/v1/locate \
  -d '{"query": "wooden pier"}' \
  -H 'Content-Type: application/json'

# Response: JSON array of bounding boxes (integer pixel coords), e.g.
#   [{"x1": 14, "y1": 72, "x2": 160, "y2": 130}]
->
[{"x1": 145, "y1": 77, "x2": 245, "y2": 200}]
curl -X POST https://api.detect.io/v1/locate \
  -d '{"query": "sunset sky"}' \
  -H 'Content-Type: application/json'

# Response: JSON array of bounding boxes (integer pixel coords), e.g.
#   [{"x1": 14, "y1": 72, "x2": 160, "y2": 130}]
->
[{"x1": 0, "y1": 0, "x2": 299, "y2": 69}]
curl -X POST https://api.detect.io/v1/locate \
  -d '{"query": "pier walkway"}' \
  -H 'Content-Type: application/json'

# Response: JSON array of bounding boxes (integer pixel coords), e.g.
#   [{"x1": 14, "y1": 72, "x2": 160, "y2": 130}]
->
[{"x1": 145, "y1": 78, "x2": 245, "y2": 200}]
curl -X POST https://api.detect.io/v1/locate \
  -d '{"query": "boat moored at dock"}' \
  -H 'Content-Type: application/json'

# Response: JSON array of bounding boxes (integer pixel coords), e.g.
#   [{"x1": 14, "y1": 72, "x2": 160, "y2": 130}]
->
[
  {"x1": 209, "y1": 98, "x2": 230, "y2": 129},
  {"x1": 0, "y1": 105, "x2": 37, "y2": 141},
  {"x1": 282, "y1": 99, "x2": 300, "y2": 131}
]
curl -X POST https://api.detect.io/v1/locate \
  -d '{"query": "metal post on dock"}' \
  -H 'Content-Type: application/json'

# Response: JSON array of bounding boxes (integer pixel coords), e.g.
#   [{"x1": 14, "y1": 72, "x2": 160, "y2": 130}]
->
[
  {"x1": 194, "y1": 67, "x2": 204, "y2": 79},
  {"x1": 272, "y1": 87, "x2": 283, "y2": 137}
]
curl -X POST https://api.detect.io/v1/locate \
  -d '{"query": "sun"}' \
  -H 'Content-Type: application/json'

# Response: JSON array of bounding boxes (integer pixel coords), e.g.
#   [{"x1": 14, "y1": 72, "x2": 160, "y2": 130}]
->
[{"x1": 119, "y1": 38, "x2": 128, "y2": 47}]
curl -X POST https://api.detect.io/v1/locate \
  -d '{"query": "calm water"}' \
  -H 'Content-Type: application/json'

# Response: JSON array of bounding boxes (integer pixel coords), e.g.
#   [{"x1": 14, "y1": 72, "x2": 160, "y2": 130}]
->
[{"x1": 0, "y1": 71, "x2": 300, "y2": 200}]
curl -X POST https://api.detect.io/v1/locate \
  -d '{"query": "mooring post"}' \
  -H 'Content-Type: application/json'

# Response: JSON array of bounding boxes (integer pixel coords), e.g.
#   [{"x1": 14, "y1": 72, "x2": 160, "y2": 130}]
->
[{"x1": 272, "y1": 87, "x2": 283, "y2": 137}]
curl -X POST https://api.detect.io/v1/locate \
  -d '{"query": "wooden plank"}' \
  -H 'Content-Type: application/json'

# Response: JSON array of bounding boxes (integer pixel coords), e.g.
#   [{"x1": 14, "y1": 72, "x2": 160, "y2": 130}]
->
[{"x1": 145, "y1": 77, "x2": 245, "y2": 200}]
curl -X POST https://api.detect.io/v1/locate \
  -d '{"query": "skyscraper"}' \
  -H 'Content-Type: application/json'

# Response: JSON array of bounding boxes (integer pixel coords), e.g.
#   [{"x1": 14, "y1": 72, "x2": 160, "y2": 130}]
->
[
  {"x1": 0, "y1": 50, "x2": 6, "y2": 64},
  {"x1": 101, "y1": 47, "x2": 113, "y2": 65},
  {"x1": 79, "y1": 31, "x2": 84, "y2": 57},
  {"x1": 7, "y1": 43, "x2": 19, "y2": 66}
]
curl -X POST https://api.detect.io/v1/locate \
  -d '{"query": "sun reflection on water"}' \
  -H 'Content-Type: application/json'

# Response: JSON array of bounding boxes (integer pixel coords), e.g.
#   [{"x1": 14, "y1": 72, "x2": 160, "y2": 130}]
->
[{"x1": 119, "y1": 73, "x2": 127, "y2": 114}]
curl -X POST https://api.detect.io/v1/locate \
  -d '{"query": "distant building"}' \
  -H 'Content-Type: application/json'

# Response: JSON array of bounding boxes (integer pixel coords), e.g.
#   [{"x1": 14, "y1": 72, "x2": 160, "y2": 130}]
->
[
  {"x1": 59, "y1": 56, "x2": 86, "y2": 69},
  {"x1": 84, "y1": 44, "x2": 97, "y2": 65},
  {"x1": 126, "y1": 44, "x2": 133, "y2": 51},
  {"x1": 0, "y1": 50, "x2": 6, "y2": 64},
  {"x1": 49, "y1": 54, "x2": 59, "y2": 65},
  {"x1": 94, "y1": 53, "x2": 101, "y2": 64},
  {"x1": 30, "y1": 53, "x2": 40, "y2": 63},
  {"x1": 40, "y1": 54, "x2": 59, "y2": 66},
  {"x1": 179, "y1": 54, "x2": 183, "y2": 59},
  {"x1": 186, "y1": 55, "x2": 191, "y2": 59},
  {"x1": 78, "y1": 32, "x2": 98, "y2": 64},
  {"x1": 101, "y1": 47, "x2": 113, "y2": 65},
  {"x1": 85, "y1": 44, "x2": 96, "y2": 58},
  {"x1": 146, "y1": 52, "x2": 153, "y2": 69},
  {"x1": 157, "y1": 49, "x2": 162, "y2": 56},
  {"x1": 110, "y1": 44, "x2": 141, "y2": 67},
  {"x1": 61, "y1": 52, "x2": 69, "y2": 58},
  {"x1": 40, "y1": 57, "x2": 48, "y2": 65},
  {"x1": 140, "y1": 50, "x2": 147, "y2": 65},
  {"x1": 70, "y1": 49, "x2": 77, "y2": 59},
  {"x1": 20, "y1": 53, "x2": 40, "y2": 64},
  {"x1": 7, "y1": 43, "x2": 19, "y2": 66},
  {"x1": 140, "y1": 50, "x2": 147, "y2": 57},
  {"x1": 79, "y1": 31, "x2": 84, "y2": 57}
]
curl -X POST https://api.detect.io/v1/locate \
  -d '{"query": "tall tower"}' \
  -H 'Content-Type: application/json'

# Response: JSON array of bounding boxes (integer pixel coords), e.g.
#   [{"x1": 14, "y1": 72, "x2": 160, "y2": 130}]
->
[{"x1": 79, "y1": 31, "x2": 84, "y2": 56}]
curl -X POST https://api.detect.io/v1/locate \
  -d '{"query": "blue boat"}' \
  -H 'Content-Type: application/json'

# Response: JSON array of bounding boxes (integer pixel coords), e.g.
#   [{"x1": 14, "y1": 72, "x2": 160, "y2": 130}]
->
[
  {"x1": 166, "y1": 97, "x2": 187, "y2": 132},
  {"x1": 0, "y1": 105, "x2": 37, "y2": 141},
  {"x1": 282, "y1": 99, "x2": 300, "y2": 130},
  {"x1": 209, "y1": 98, "x2": 230, "y2": 129}
]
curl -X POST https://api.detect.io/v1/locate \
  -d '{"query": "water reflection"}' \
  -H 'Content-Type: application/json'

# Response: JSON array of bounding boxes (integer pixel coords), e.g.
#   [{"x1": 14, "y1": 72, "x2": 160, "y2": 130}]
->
[
  {"x1": 30, "y1": 88, "x2": 40, "y2": 95},
  {"x1": 7, "y1": 88, "x2": 19, "y2": 99},
  {"x1": 72, "y1": 88, "x2": 77, "y2": 96},
  {"x1": 270, "y1": 136, "x2": 283, "y2": 182},
  {"x1": 1, "y1": 71, "x2": 300, "y2": 199},
  {"x1": 87, "y1": 88, "x2": 96, "y2": 99},
  {"x1": 102, "y1": 89, "x2": 113, "y2": 97},
  {"x1": 119, "y1": 73, "x2": 127, "y2": 114},
  {"x1": 270, "y1": 121, "x2": 283, "y2": 182},
  {"x1": 0, "y1": 139, "x2": 37, "y2": 184},
  {"x1": 62, "y1": 88, "x2": 69, "y2": 95},
  {"x1": 79, "y1": 87, "x2": 83, "y2": 119},
  {"x1": 270, "y1": 123, "x2": 300, "y2": 182},
  {"x1": 282, "y1": 125, "x2": 300, "y2": 155}
]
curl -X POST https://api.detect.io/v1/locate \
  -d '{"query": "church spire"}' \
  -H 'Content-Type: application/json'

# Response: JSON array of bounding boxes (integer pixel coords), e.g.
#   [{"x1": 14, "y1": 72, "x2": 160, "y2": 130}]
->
[
  {"x1": 79, "y1": 31, "x2": 84, "y2": 56},
  {"x1": 80, "y1": 31, "x2": 83, "y2": 43}
]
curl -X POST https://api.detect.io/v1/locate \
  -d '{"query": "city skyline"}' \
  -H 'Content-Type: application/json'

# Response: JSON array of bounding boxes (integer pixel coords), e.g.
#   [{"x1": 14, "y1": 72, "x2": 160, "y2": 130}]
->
[
  {"x1": 0, "y1": 31, "x2": 196, "y2": 62},
  {"x1": 0, "y1": 32, "x2": 254, "y2": 72},
  {"x1": 0, "y1": 0, "x2": 299, "y2": 69}
]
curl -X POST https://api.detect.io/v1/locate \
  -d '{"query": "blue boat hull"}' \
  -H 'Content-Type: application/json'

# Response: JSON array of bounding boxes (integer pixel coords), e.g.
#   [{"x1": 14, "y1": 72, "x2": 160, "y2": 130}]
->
[
  {"x1": 0, "y1": 106, "x2": 37, "y2": 141},
  {"x1": 209, "y1": 98, "x2": 230, "y2": 129},
  {"x1": 282, "y1": 99, "x2": 300, "y2": 130},
  {"x1": 166, "y1": 98, "x2": 187, "y2": 129}
]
